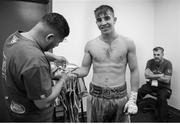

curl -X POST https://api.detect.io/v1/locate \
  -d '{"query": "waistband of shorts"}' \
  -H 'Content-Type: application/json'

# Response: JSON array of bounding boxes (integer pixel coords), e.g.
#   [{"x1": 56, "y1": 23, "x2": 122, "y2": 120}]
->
[{"x1": 89, "y1": 82, "x2": 127, "y2": 99}]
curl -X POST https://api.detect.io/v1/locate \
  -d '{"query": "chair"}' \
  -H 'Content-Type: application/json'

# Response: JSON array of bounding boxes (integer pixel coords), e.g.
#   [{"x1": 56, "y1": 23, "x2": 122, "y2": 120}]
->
[{"x1": 138, "y1": 87, "x2": 172, "y2": 121}]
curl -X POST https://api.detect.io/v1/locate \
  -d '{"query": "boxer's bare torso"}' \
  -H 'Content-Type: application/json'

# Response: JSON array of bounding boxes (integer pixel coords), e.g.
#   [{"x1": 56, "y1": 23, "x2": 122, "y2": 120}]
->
[{"x1": 86, "y1": 35, "x2": 132, "y2": 87}]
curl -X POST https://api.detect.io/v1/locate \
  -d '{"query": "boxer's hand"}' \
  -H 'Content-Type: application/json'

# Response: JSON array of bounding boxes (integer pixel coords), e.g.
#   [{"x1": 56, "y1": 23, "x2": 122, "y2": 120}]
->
[
  {"x1": 124, "y1": 100, "x2": 138, "y2": 114},
  {"x1": 123, "y1": 91, "x2": 138, "y2": 114},
  {"x1": 66, "y1": 72, "x2": 78, "y2": 78}
]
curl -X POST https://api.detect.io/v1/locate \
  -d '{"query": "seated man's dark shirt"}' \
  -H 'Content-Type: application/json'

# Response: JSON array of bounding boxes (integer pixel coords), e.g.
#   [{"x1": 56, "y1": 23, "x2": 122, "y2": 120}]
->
[{"x1": 146, "y1": 58, "x2": 172, "y2": 89}]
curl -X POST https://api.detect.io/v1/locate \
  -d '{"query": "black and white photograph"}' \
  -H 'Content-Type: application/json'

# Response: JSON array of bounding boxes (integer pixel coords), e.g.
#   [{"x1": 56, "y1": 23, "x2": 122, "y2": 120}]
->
[{"x1": 0, "y1": 0, "x2": 180, "y2": 122}]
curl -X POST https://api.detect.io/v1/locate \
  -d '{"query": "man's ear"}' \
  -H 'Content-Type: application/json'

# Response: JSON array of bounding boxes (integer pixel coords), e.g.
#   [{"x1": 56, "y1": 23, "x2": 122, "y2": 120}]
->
[
  {"x1": 114, "y1": 17, "x2": 117, "y2": 23},
  {"x1": 46, "y1": 33, "x2": 55, "y2": 41}
]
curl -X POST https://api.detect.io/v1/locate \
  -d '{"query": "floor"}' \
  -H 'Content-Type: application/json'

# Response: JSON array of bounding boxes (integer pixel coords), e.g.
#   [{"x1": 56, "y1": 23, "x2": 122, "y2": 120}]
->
[
  {"x1": 131, "y1": 106, "x2": 180, "y2": 122},
  {"x1": 131, "y1": 97, "x2": 180, "y2": 122}
]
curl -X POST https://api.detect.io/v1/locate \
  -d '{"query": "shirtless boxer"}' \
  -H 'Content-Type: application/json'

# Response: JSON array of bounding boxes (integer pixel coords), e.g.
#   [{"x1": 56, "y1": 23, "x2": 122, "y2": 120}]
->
[{"x1": 71, "y1": 5, "x2": 139, "y2": 122}]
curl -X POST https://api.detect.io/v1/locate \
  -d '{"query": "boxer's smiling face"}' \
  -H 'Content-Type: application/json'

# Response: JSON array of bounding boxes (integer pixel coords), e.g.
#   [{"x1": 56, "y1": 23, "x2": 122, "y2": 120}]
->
[{"x1": 95, "y1": 11, "x2": 117, "y2": 35}]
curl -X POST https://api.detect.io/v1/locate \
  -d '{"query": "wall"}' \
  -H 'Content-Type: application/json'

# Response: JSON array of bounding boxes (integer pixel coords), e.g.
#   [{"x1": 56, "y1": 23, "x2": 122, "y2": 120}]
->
[
  {"x1": 0, "y1": 0, "x2": 51, "y2": 121},
  {"x1": 52, "y1": 0, "x2": 155, "y2": 92},
  {"x1": 154, "y1": 0, "x2": 180, "y2": 109}
]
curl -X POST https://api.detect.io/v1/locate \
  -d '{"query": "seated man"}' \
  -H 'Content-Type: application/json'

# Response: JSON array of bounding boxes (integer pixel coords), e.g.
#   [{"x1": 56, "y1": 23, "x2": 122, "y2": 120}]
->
[{"x1": 138, "y1": 47, "x2": 173, "y2": 122}]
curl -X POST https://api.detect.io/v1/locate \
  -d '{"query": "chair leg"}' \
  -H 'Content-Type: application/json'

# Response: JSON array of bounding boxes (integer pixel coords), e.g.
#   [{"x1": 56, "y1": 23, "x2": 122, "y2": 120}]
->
[
  {"x1": 53, "y1": 107, "x2": 57, "y2": 122},
  {"x1": 80, "y1": 100, "x2": 85, "y2": 122}
]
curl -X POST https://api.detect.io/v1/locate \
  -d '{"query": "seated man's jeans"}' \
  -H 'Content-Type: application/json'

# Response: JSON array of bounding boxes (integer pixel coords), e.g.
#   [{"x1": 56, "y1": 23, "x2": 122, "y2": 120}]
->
[{"x1": 137, "y1": 83, "x2": 171, "y2": 122}]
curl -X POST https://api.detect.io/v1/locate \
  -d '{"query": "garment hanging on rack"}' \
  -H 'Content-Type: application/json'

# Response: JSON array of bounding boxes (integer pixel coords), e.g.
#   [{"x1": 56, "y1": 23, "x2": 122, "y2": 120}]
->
[{"x1": 51, "y1": 62, "x2": 87, "y2": 122}]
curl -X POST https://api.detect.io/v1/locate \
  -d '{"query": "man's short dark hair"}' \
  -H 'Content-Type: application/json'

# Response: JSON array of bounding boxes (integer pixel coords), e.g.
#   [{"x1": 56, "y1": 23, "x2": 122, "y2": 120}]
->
[
  {"x1": 94, "y1": 5, "x2": 114, "y2": 17},
  {"x1": 41, "y1": 13, "x2": 70, "y2": 38},
  {"x1": 153, "y1": 46, "x2": 164, "y2": 53}
]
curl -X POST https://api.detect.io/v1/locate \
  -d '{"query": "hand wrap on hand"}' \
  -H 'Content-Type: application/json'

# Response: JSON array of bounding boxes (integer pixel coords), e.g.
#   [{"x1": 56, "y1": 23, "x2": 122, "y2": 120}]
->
[{"x1": 124, "y1": 91, "x2": 138, "y2": 114}]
